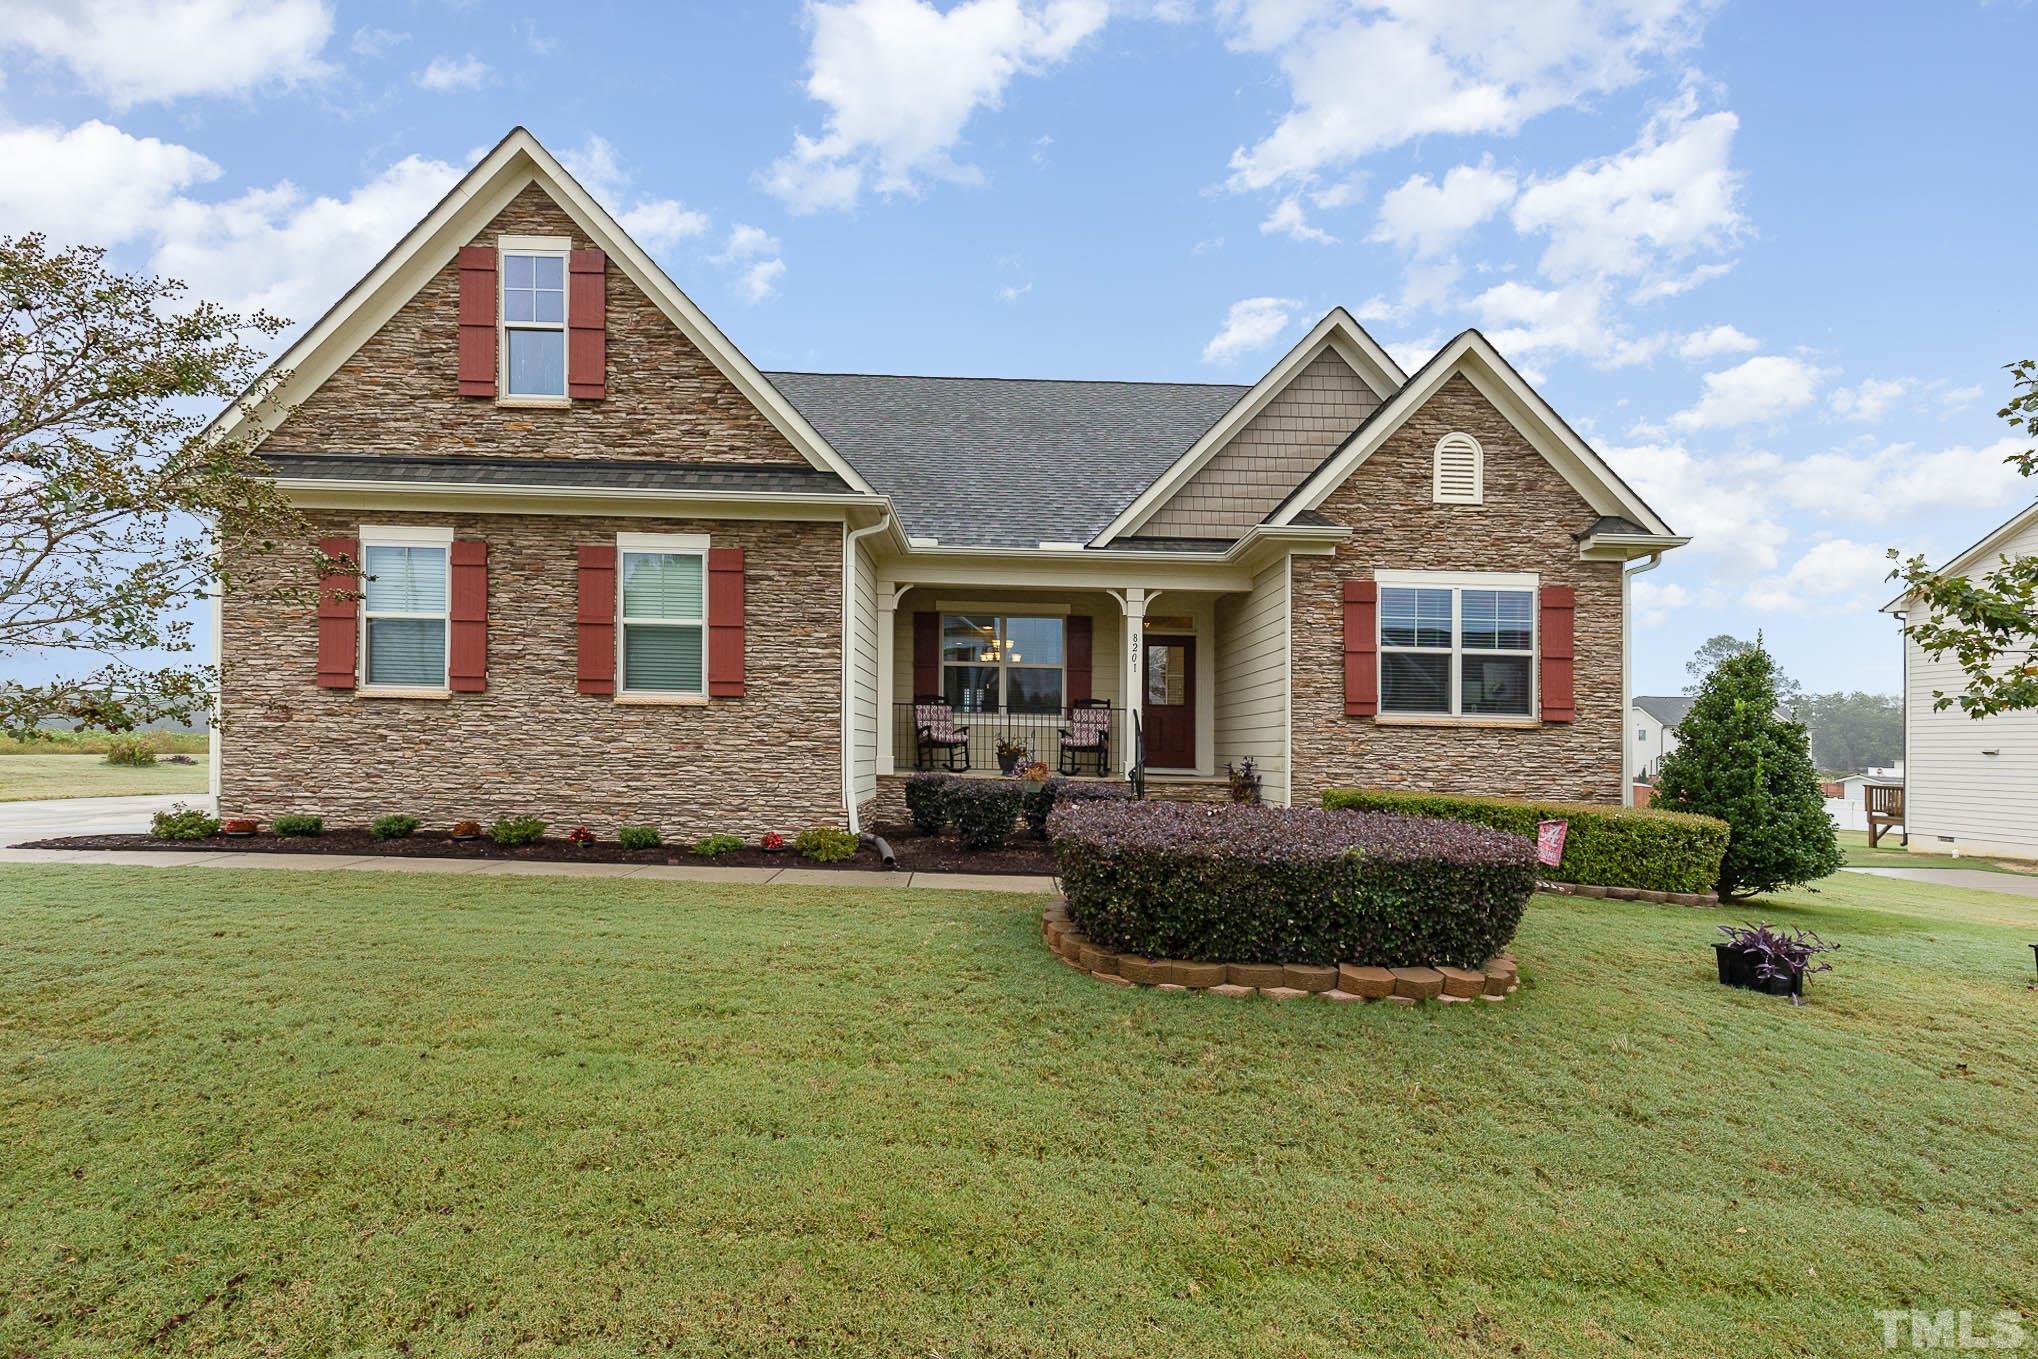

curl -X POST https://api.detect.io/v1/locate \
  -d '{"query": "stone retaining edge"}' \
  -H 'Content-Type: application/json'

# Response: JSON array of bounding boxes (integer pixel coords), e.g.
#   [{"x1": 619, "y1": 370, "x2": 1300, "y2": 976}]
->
[{"x1": 1537, "y1": 879, "x2": 1719, "y2": 908}]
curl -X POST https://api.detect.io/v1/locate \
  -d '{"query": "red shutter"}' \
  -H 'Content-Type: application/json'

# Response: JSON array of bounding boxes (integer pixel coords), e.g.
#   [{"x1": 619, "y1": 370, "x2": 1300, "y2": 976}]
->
[
  {"x1": 1066, "y1": 614, "x2": 1093, "y2": 711},
  {"x1": 707, "y1": 546, "x2": 745, "y2": 697},
  {"x1": 1343, "y1": 579, "x2": 1378, "y2": 717},
  {"x1": 315, "y1": 535, "x2": 359, "y2": 690},
  {"x1": 568, "y1": 249, "x2": 606, "y2": 400},
  {"x1": 913, "y1": 612, "x2": 940, "y2": 697},
  {"x1": 449, "y1": 540, "x2": 488, "y2": 693},
  {"x1": 1539, "y1": 585, "x2": 1577, "y2": 723},
  {"x1": 456, "y1": 246, "x2": 496, "y2": 397},
  {"x1": 576, "y1": 545, "x2": 617, "y2": 695}
]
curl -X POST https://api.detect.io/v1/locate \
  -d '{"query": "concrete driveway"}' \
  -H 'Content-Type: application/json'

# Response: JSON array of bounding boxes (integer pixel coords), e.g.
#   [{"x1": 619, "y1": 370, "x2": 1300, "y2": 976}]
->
[
  {"x1": 1843, "y1": 865, "x2": 2038, "y2": 899},
  {"x1": 0, "y1": 793, "x2": 214, "y2": 844}
]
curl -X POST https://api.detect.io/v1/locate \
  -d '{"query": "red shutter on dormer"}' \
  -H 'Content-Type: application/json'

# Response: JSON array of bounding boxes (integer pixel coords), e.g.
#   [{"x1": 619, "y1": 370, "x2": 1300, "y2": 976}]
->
[
  {"x1": 456, "y1": 246, "x2": 497, "y2": 397},
  {"x1": 707, "y1": 546, "x2": 745, "y2": 697},
  {"x1": 1066, "y1": 615, "x2": 1093, "y2": 712},
  {"x1": 1539, "y1": 585, "x2": 1577, "y2": 723},
  {"x1": 449, "y1": 540, "x2": 488, "y2": 693},
  {"x1": 577, "y1": 545, "x2": 617, "y2": 695},
  {"x1": 1343, "y1": 578, "x2": 1378, "y2": 717},
  {"x1": 315, "y1": 535, "x2": 359, "y2": 689},
  {"x1": 568, "y1": 249, "x2": 606, "y2": 400},
  {"x1": 913, "y1": 612, "x2": 939, "y2": 697}
]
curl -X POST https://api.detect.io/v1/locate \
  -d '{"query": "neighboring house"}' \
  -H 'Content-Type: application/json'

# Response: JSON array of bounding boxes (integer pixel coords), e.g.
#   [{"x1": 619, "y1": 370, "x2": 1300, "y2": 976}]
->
[
  {"x1": 1630, "y1": 694, "x2": 1694, "y2": 779},
  {"x1": 1822, "y1": 768, "x2": 1904, "y2": 833},
  {"x1": 207, "y1": 129, "x2": 1688, "y2": 837},
  {"x1": 1884, "y1": 500, "x2": 2038, "y2": 859}
]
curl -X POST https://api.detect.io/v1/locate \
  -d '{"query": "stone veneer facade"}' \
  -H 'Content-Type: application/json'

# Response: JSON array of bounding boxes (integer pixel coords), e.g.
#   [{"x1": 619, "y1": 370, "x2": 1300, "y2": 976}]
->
[
  {"x1": 218, "y1": 509, "x2": 845, "y2": 837},
  {"x1": 1288, "y1": 374, "x2": 1626, "y2": 805},
  {"x1": 264, "y1": 183, "x2": 807, "y2": 465}
]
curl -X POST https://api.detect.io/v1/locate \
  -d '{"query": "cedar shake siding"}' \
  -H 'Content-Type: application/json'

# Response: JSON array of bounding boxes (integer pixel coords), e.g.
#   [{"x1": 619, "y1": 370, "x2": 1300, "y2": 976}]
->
[
  {"x1": 1141, "y1": 350, "x2": 1379, "y2": 539},
  {"x1": 218, "y1": 510, "x2": 845, "y2": 837},
  {"x1": 1289, "y1": 374, "x2": 1625, "y2": 804},
  {"x1": 262, "y1": 184, "x2": 807, "y2": 465}
]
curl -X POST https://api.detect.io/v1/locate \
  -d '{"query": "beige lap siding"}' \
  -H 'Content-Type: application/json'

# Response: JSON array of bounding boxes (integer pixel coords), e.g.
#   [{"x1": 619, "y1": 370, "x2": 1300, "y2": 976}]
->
[
  {"x1": 1289, "y1": 374, "x2": 1625, "y2": 805},
  {"x1": 218, "y1": 511, "x2": 846, "y2": 838},
  {"x1": 262, "y1": 183, "x2": 807, "y2": 465}
]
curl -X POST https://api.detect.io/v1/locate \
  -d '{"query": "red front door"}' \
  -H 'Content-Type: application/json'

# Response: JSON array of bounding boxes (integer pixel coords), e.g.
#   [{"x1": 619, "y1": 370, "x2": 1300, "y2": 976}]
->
[{"x1": 1143, "y1": 636, "x2": 1196, "y2": 769}]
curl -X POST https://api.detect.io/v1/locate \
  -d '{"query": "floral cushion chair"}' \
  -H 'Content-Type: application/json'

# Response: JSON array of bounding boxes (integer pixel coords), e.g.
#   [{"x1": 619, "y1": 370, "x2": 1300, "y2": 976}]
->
[
  {"x1": 1058, "y1": 699, "x2": 1112, "y2": 776},
  {"x1": 914, "y1": 695, "x2": 971, "y2": 771}
]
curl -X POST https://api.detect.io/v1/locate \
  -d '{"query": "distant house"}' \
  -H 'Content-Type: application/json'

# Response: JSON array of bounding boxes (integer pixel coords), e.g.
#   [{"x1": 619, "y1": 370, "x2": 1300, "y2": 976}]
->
[
  {"x1": 1631, "y1": 695, "x2": 1694, "y2": 779},
  {"x1": 1884, "y1": 500, "x2": 2038, "y2": 859},
  {"x1": 1825, "y1": 767, "x2": 1904, "y2": 833}
]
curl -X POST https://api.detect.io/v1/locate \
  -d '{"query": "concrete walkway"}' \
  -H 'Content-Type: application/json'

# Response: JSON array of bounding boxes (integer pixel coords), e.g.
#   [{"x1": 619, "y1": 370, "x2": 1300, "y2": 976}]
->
[
  {"x1": 1841, "y1": 865, "x2": 2038, "y2": 899},
  {"x1": 0, "y1": 792, "x2": 213, "y2": 841}
]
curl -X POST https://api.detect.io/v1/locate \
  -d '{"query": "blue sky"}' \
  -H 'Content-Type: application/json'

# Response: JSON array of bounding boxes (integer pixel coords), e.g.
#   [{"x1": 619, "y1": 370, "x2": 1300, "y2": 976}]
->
[{"x1": 3, "y1": 0, "x2": 2033, "y2": 698}]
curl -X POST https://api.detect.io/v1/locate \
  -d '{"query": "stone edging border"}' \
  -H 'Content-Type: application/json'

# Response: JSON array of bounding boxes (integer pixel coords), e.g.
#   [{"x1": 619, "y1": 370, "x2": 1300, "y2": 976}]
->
[
  {"x1": 1539, "y1": 879, "x2": 1719, "y2": 907},
  {"x1": 1042, "y1": 901, "x2": 1518, "y2": 1004}
]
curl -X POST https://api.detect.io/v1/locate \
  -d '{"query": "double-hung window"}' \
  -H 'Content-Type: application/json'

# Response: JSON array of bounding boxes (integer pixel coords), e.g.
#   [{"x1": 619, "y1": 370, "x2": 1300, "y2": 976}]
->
[
  {"x1": 500, "y1": 236, "x2": 568, "y2": 399},
  {"x1": 941, "y1": 613, "x2": 1065, "y2": 713},
  {"x1": 1378, "y1": 573, "x2": 1535, "y2": 718},
  {"x1": 618, "y1": 534, "x2": 708, "y2": 697},
  {"x1": 360, "y1": 526, "x2": 451, "y2": 690}
]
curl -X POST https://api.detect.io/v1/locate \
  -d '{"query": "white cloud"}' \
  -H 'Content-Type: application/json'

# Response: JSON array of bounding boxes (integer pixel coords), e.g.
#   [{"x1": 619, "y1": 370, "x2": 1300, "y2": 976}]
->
[
  {"x1": 996, "y1": 280, "x2": 1033, "y2": 301},
  {"x1": 1260, "y1": 195, "x2": 1337, "y2": 244},
  {"x1": 1510, "y1": 85, "x2": 1744, "y2": 287},
  {"x1": 0, "y1": 120, "x2": 220, "y2": 246},
  {"x1": 1469, "y1": 280, "x2": 1663, "y2": 368},
  {"x1": 1828, "y1": 377, "x2": 1911, "y2": 423},
  {"x1": 1745, "y1": 539, "x2": 1889, "y2": 615},
  {"x1": 1369, "y1": 161, "x2": 1516, "y2": 257},
  {"x1": 1630, "y1": 259, "x2": 1732, "y2": 302},
  {"x1": 1601, "y1": 438, "x2": 1789, "y2": 570},
  {"x1": 562, "y1": 136, "x2": 712, "y2": 253},
  {"x1": 1766, "y1": 435, "x2": 2031, "y2": 525},
  {"x1": 415, "y1": 54, "x2": 490, "y2": 92},
  {"x1": 618, "y1": 200, "x2": 711, "y2": 252},
  {"x1": 0, "y1": 0, "x2": 333, "y2": 106},
  {"x1": 714, "y1": 224, "x2": 782, "y2": 264},
  {"x1": 735, "y1": 258, "x2": 787, "y2": 303},
  {"x1": 1219, "y1": 0, "x2": 1714, "y2": 191},
  {"x1": 1676, "y1": 324, "x2": 1757, "y2": 361},
  {"x1": 349, "y1": 25, "x2": 406, "y2": 57},
  {"x1": 1668, "y1": 354, "x2": 1825, "y2": 430},
  {"x1": 764, "y1": 0, "x2": 1108, "y2": 213},
  {"x1": 1202, "y1": 295, "x2": 1301, "y2": 364},
  {"x1": 1632, "y1": 577, "x2": 1689, "y2": 626},
  {"x1": 713, "y1": 224, "x2": 786, "y2": 304}
]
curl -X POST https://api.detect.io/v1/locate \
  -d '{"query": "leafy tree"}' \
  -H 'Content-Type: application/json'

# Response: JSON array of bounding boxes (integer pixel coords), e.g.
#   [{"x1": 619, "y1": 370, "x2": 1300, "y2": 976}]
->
[
  {"x1": 0, "y1": 234, "x2": 332, "y2": 739},
  {"x1": 1655, "y1": 642, "x2": 1842, "y2": 899},
  {"x1": 1683, "y1": 633, "x2": 1802, "y2": 707},
  {"x1": 1798, "y1": 690, "x2": 1903, "y2": 773},
  {"x1": 1888, "y1": 359, "x2": 2038, "y2": 717}
]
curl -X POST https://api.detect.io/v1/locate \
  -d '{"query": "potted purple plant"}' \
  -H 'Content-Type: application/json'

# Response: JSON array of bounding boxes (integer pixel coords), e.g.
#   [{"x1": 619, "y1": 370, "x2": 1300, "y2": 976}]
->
[{"x1": 1715, "y1": 922, "x2": 1837, "y2": 1004}]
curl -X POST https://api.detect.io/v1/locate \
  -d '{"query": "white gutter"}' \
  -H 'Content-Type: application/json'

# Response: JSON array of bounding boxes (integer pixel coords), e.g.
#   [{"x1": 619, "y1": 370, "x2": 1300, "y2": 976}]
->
[
  {"x1": 842, "y1": 510, "x2": 894, "y2": 833},
  {"x1": 1621, "y1": 551, "x2": 1665, "y2": 806}
]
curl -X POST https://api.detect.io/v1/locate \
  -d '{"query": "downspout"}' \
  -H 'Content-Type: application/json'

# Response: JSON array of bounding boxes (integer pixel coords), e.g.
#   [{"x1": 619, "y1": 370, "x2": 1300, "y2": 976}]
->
[
  {"x1": 842, "y1": 511, "x2": 893, "y2": 834},
  {"x1": 1621, "y1": 551, "x2": 1664, "y2": 806}
]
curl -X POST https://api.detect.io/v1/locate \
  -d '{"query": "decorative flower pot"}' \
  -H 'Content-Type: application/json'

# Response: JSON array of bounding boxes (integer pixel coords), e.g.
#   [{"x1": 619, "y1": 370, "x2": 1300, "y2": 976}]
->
[
  {"x1": 1714, "y1": 943, "x2": 1803, "y2": 998},
  {"x1": 222, "y1": 818, "x2": 258, "y2": 838},
  {"x1": 998, "y1": 753, "x2": 1021, "y2": 775}
]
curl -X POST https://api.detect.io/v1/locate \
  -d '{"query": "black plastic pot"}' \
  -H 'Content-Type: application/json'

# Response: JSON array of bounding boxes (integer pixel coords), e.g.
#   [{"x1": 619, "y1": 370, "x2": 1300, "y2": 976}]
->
[{"x1": 1714, "y1": 942, "x2": 1802, "y2": 998}]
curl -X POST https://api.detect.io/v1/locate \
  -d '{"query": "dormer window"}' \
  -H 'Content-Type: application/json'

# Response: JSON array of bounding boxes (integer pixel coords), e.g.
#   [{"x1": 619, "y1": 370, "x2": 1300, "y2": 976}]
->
[
  {"x1": 1433, "y1": 432, "x2": 1483, "y2": 504},
  {"x1": 499, "y1": 235, "x2": 569, "y2": 400}
]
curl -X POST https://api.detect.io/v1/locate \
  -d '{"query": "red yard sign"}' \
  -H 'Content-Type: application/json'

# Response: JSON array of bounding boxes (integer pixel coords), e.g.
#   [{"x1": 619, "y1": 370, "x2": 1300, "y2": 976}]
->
[{"x1": 1536, "y1": 819, "x2": 1569, "y2": 869}]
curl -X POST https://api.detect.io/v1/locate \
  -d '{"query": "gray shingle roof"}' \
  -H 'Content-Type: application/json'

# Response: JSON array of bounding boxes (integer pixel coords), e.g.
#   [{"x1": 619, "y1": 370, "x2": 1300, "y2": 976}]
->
[
  {"x1": 1633, "y1": 695, "x2": 1696, "y2": 727},
  {"x1": 765, "y1": 371, "x2": 1248, "y2": 548},
  {"x1": 259, "y1": 452, "x2": 855, "y2": 496}
]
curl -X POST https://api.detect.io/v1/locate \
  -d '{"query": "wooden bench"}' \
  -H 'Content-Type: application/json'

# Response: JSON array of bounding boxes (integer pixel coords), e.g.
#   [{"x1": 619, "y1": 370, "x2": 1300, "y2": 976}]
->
[{"x1": 1865, "y1": 782, "x2": 1906, "y2": 848}]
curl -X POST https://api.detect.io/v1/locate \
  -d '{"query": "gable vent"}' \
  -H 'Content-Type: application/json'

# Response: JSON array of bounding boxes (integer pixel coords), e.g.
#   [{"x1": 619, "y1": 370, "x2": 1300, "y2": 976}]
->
[{"x1": 1433, "y1": 432, "x2": 1483, "y2": 504}]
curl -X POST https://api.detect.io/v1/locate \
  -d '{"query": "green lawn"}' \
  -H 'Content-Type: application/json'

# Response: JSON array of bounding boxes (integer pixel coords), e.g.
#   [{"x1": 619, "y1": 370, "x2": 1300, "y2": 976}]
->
[
  {"x1": 1837, "y1": 827, "x2": 2038, "y2": 874},
  {"x1": 0, "y1": 752, "x2": 209, "y2": 801},
  {"x1": 2, "y1": 866, "x2": 2035, "y2": 1356}
]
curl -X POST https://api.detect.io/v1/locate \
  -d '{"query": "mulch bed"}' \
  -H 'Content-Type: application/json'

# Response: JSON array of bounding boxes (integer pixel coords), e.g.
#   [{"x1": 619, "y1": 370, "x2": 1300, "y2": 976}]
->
[{"x1": 16, "y1": 823, "x2": 1060, "y2": 877}]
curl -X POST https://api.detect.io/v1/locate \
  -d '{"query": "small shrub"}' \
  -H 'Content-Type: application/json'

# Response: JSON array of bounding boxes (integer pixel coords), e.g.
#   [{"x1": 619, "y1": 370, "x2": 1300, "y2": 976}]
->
[
  {"x1": 1051, "y1": 800, "x2": 1538, "y2": 968},
  {"x1": 1321, "y1": 788, "x2": 1729, "y2": 896},
  {"x1": 103, "y1": 735, "x2": 158, "y2": 767},
  {"x1": 489, "y1": 815, "x2": 546, "y2": 846},
  {"x1": 617, "y1": 824, "x2": 663, "y2": 851},
  {"x1": 566, "y1": 825, "x2": 596, "y2": 846},
  {"x1": 693, "y1": 833, "x2": 744, "y2": 857},
  {"x1": 904, "y1": 772, "x2": 954, "y2": 835},
  {"x1": 760, "y1": 831, "x2": 785, "y2": 852},
  {"x1": 273, "y1": 813, "x2": 323, "y2": 837},
  {"x1": 793, "y1": 826, "x2": 859, "y2": 862},
  {"x1": 450, "y1": 819, "x2": 482, "y2": 839},
  {"x1": 1719, "y1": 921, "x2": 1837, "y2": 1005},
  {"x1": 947, "y1": 779, "x2": 1024, "y2": 850},
  {"x1": 149, "y1": 805, "x2": 220, "y2": 840},
  {"x1": 371, "y1": 814, "x2": 420, "y2": 841},
  {"x1": 1023, "y1": 775, "x2": 1131, "y2": 836}
]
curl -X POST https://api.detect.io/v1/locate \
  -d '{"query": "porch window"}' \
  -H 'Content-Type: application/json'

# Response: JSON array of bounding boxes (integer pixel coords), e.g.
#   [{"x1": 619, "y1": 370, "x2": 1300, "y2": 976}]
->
[
  {"x1": 619, "y1": 545, "x2": 706, "y2": 696},
  {"x1": 1379, "y1": 580, "x2": 1534, "y2": 717},
  {"x1": 941, "y1": 613, "x2": 1064, "y2": 713}
]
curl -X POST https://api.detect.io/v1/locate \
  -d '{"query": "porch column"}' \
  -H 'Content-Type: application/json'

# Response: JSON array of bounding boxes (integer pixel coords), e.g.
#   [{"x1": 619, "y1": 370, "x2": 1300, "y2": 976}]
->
[
  {"x1": 1121, "y1": 587, "x2": 1146, "y2": 774},
  {"x1": 876, "y1": 583, "x2": 901, "y2": 774}
]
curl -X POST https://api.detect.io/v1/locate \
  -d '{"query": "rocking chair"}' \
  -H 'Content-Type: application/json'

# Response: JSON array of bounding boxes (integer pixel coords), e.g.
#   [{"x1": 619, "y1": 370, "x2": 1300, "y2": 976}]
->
[
  {"x1": 914, "y1": 695, "x2": 971, "y2": 771},
  {"x1": 1059, "y1": 699, "x2": 1112, "y2": 776}
]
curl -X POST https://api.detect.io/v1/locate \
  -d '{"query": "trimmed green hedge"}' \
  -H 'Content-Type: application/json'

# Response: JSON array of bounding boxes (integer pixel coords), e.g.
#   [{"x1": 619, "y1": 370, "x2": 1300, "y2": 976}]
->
[
  {"x1": 1049, "y1": 801, "x2": 1537, "y2": 968},
  {"x1": 1320, "y1": 788, "x2": 1729, "y2": 895}
]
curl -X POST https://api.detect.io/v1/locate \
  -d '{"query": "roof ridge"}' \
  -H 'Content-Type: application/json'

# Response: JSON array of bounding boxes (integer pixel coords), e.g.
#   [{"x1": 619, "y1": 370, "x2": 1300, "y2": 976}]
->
[{"x1": 764, "y1": 369, "x2": 1249, "y2": 389}]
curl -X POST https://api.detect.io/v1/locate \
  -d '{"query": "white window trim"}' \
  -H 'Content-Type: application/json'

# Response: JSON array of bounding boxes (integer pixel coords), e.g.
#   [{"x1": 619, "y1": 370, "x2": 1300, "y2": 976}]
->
[
  {"x1": 615, "y1": 531, "x2": 711, "y2": 702},
  {"x1": 1376, "y1": 569, "x2": 1538, "y2": 720},
  {"x1": 498, "y1": 233, "x2": 571, "y2": 407},
  {"x1": 1433, "y1": 431, "x2": 1484, "y2": 505},
  {"x1": 357, "y1": 524, "x2": 453, "y2": 697},
  {"x1": 938, "y1": 611, "x2": 1067, "y2": 713}
]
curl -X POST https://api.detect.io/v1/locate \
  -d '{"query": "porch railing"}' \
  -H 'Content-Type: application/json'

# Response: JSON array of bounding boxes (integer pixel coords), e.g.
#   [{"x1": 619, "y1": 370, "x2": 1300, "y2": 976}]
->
[{"x1": 894, "y1": 702, "x2": 1124, "y2": 776}]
